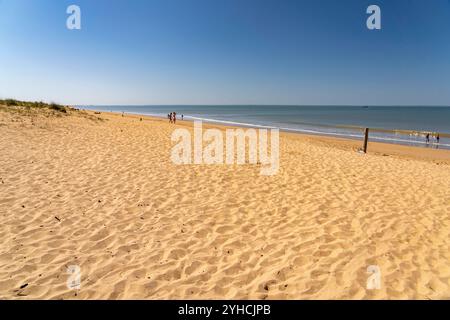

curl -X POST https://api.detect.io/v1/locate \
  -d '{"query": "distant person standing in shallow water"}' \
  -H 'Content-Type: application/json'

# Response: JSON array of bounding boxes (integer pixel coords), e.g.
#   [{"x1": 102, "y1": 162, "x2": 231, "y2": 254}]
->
[
  {"x1": 426, "y1": 133, "x2": 430, "y2": 144},
  {"x1": 173, "y1": 112, "x2": 177, "y2": 124},
  {"x1": 182, "y1": 114, "x2": 184, "y2": 120}
]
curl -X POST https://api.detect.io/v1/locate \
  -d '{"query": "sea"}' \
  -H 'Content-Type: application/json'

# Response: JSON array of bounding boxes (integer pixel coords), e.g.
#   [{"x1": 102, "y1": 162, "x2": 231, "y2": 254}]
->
[{"x1": 80, "y1": 105, "x2": 450, "y2": 150}]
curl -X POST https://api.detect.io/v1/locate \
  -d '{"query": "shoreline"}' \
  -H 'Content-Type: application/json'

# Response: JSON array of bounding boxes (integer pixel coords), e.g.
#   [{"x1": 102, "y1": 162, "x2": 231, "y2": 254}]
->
[
  {"x1": 79, "y1": 106, "x2": 450, "y2": 150},
  {"x1": 87, "y1": 109, "x2": 450, "y2": 164}
]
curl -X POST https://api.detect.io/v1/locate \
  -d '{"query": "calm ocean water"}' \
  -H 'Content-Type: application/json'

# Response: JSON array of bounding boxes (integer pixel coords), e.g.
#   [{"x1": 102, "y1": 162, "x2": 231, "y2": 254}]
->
[{"x1": 82, "y1": 105, "x2": 450, "y2": 149}]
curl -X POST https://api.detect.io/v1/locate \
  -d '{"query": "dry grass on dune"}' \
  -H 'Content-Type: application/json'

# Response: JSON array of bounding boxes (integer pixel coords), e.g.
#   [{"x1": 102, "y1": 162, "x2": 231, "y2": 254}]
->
[{"x1": 0, "y1": 107, "x2": 449, "y2": 299}]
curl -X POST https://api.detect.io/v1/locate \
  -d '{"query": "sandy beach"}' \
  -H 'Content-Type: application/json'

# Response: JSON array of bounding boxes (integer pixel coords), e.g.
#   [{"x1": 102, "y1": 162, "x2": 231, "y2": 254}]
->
[{"x1": 0, "y1": 106, "x2": 449, "y2": 299}]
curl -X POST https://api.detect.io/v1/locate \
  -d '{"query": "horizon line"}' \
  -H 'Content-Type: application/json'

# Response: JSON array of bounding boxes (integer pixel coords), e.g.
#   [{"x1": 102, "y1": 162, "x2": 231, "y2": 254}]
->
[
  {"x1": 80, "y1": 104, "x2": 450, "y2": 107},
  {"x1": 2, "y1": 98, "x2": 450, "y2": 108}
]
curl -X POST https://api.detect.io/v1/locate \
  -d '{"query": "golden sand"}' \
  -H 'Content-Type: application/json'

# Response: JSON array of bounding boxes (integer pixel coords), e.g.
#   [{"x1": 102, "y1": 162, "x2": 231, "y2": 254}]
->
[{"x1": 0, "y1": 108, "x2": 449, "y2": 299}]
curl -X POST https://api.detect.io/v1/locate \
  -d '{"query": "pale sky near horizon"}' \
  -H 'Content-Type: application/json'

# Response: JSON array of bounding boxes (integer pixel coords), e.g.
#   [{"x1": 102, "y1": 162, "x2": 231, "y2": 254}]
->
[{"x1": 1, "y1": 0, "x2": 450, "y2": 106}]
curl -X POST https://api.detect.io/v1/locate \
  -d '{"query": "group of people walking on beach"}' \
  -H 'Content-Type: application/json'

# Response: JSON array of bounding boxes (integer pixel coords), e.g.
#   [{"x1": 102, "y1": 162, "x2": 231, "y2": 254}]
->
[
  {"x1": 424, "y1": 133, "x2": 441, "y2": 149},
  {"x1": 168, "y1": 112, "x2": 177, "y2": 124},
  {"x1": 168, "y1": 112, "x2": 184, "y2": 124},
  {"x1": 425, "y1": 133, "x2": 440, "y2": 144}
]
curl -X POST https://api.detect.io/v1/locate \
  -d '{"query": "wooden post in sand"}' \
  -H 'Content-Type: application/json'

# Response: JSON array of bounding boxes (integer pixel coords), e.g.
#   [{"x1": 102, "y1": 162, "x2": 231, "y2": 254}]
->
[{"x1": 363, "y1": 128, "x2": 369, "y2": 153}]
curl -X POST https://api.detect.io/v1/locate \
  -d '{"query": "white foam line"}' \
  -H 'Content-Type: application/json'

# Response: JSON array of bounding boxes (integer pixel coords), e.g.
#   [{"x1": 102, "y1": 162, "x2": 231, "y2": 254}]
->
[
  {"x1": 281, "y1": 127, "x2": 450, "y2": 147},
  {"x1": 85, "y1": 108, "x2": 450, "y2": 148},
  {"x1": 280, "y1": 127, "x2": 364, "y2": 138},
  {"x1": 187, "y1": 116, "x2": 277, "y2": 129},
  {"x1": 369, "y1": 136, "x2": 450, "y2": 147}
]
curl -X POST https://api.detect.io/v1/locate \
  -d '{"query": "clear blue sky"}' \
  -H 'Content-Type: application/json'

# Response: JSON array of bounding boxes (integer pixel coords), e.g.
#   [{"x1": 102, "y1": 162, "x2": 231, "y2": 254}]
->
[{"x1": 1, "y1": 0, "x2": 450, "y2": 105}]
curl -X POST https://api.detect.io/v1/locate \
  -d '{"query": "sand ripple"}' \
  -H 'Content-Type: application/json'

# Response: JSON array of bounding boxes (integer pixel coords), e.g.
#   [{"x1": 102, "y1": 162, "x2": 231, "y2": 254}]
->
[{"x1": 0, "y1": 111, "x2": 449, "y2": 299}]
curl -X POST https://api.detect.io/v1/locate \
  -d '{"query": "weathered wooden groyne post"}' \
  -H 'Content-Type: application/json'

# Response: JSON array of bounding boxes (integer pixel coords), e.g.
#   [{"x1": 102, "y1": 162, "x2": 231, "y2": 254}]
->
[{"x1": 363, "y1": 128, "x2": 369, "y2": 153}]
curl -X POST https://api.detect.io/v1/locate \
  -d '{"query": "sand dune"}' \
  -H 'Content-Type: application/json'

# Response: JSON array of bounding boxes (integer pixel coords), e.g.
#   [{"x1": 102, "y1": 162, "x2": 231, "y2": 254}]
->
[{"x1": 0, "y1": 108, "x2": 449, "y2": 299}]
